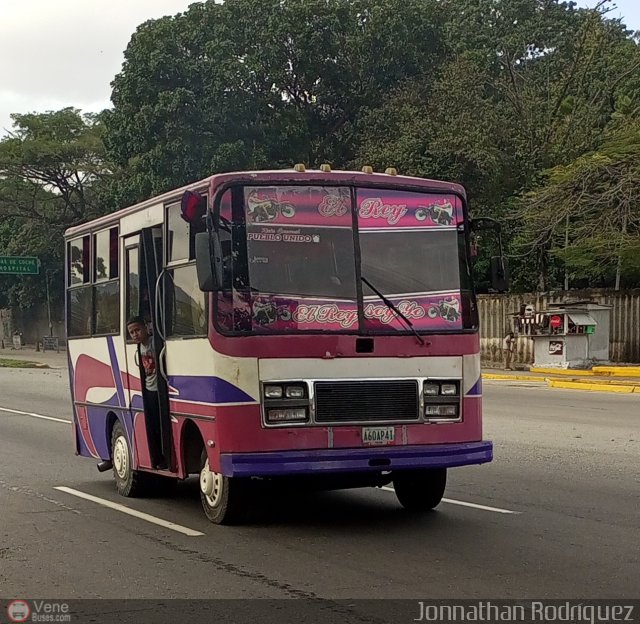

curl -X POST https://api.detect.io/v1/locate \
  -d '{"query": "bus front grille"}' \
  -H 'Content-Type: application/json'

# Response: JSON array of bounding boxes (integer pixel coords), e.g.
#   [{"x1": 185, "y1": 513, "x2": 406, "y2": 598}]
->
[{"x1": 314, "y1": 380, "x2": 419, "y2": 423}]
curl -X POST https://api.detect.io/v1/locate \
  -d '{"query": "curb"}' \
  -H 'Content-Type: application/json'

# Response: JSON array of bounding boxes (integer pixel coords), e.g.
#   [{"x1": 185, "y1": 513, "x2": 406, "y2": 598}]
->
[
  {"x1": 529, "y1": 367, "x2": 596, "y2": 376},
  {"x1": 531, "y1": 366, "x2": 640, "y2": 378},
  {"x1": 556, "y1": 377, "x2": 640, "y2": 386},
  {"x1": 592, "y1": 366, "x2": 640, "y2": 378},
  {"x1": 548, "y1": 379, "x2": 640, "y2": 394},
  {"x1": 483, "y1": 373, "x2": 545, "y2": 381},
  {"x1": 483, "y1": 373, "x2": 640, "y2": 394}
]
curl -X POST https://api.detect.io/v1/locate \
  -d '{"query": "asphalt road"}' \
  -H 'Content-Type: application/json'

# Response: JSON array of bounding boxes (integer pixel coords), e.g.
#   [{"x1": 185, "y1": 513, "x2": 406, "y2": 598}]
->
[{"x1": 0, "y1": 367, "x2": 638, "y2": 606}]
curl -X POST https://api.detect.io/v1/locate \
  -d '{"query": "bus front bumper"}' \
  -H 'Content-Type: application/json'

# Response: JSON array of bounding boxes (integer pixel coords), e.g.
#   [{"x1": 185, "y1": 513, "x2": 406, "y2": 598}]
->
[{"x1": 220, "y1": 441, "x2": 492, "y2": 478}]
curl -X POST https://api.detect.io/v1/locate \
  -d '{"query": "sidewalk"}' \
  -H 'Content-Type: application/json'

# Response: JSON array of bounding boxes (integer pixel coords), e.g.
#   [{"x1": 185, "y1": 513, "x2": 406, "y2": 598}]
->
[
  {"x1": 0, "y1": 345, "x2": 67, "y2": 369},
  {"x1": 483, "y1": 367, "x2": 640, "y2": 394}
]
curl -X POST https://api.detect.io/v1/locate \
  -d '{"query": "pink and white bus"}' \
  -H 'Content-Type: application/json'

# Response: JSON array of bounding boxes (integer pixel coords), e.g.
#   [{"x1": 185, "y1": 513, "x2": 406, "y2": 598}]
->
[{"x1": 65, "y1": 166, "x2": 496, "y2": 524}]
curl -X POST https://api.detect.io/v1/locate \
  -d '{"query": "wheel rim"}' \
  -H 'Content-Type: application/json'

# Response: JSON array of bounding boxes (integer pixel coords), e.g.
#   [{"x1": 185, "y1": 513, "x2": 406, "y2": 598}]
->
[
  {"x1": 113, "y1": 435, "x2": 129, "y2": 479},
  {"x1": 200, "y1": 458, "x2": 223, "y2": 507}
]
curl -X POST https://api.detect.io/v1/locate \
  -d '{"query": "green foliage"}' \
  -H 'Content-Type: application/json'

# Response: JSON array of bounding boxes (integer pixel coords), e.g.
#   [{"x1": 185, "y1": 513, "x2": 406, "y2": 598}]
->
[
  {"x1": 0, "y1": 109, "x2": 111, "y2": 310},
  {"x1": 0, "y1": 358, "x2": 44, "y2": 369},
  {"x1": 518, "y1": 116, "x2": 640, "y2": 288},
  {"x1": 103, "y1": 0, "x2": 445, "y2": 206},
  {"x1": 2, "y1": 0, "x2": 640, "y2": 314}
]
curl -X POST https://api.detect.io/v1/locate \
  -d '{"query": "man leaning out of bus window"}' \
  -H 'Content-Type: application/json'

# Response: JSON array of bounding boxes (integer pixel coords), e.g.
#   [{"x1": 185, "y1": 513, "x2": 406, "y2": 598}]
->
[{"x1": 127, "y1": 316, "x2": 167, "y2": 469}]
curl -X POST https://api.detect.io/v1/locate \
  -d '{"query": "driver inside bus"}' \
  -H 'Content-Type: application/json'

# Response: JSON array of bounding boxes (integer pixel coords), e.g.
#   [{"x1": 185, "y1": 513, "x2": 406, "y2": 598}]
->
[{"x1": 127, "y1": 316, "x2": 167, "y2": 469}]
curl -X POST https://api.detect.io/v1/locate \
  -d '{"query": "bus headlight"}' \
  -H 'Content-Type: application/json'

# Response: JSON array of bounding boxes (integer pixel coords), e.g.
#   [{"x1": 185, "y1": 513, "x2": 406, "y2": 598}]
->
[
  {"x1": 262, "y1": 382, "x2": 309, "y2": 425},
  {"x1": 424, "y1": 383, "x2": 440, "y2": 396},
  {"x1": 285, "y1": 385, "x2": 305, "y2": 399},
  {"x1": 264, "y1": 385, "x2": 283, "y2": 399},
  {"x1": 440, "y1": 383, "x2": 459, "y2": 396},
  {"x1": 423, "y1": 380, "x2": 460, "y2": 421},
  {"x1": 425, "y1": 405, "x2": 458, "y2": 418},
  {"x1": 266, "y1": 408, "x2": 308, "y2": 423}
]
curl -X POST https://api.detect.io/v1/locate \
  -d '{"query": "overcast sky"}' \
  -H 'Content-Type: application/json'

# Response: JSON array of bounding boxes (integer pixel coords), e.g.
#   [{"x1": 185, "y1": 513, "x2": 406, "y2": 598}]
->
[{"x1": 0, "y1": 0, "x2": 638, "y2": 137}]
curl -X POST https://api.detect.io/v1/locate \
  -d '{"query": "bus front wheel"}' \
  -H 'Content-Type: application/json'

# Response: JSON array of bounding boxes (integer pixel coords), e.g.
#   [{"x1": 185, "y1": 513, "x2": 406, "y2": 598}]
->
[
  {"x1": 393, "y1": 468, "x2": 447, "y2": 512},
  {"x1": 111, "y1": 421, "x2": 151, "y2": 497},
  {"x1": 199, "y1": 451, "x2": 247, "y2": 525}
]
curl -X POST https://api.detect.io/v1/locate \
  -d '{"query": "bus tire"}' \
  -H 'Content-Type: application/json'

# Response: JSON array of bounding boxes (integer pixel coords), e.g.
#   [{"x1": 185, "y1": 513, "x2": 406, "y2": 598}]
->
[
  {"x1": 393, "y1": 468, "x2": 447, "y2": 512},
  {"x1": 199, "y1": 450, "x2": 247, "y2": 525},
  {"x1": 111, "y1": 420, "x2": 150, "y2": 498}
]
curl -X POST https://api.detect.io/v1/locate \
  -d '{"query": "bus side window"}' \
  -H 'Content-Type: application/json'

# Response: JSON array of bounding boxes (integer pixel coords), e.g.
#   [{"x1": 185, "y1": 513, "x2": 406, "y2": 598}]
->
[
  {"x1": 126, "y1": 246, "x2": 150, "y2": 323},
  {"x1": 93, "y1": 227, "x2": 120, "y2": 335},
  {"x1": 164, "y1": 200, "x2": 208, "y2": 337},
  {"x1": 67, "y1": 235, "x2": 92, "y2": 337},
  {"x1": 166, "y1": 201, "x2": 206, "y2": 265}
]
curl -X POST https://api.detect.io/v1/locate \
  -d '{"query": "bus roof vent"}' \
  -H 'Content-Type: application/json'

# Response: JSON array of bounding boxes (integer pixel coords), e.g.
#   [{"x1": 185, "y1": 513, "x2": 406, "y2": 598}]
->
[
  {"x1": 320, "y1": 164, "x2": 331, "y2": 172},
  {"x1": 294, "y1": 163, "x2": 306, "y2": 172},
  {"x1": 361, "y1": 166, "x2": 373, "y2": 174},
  {"x1": 385, "y1": 167, "x2": 398, "y2": 176}
]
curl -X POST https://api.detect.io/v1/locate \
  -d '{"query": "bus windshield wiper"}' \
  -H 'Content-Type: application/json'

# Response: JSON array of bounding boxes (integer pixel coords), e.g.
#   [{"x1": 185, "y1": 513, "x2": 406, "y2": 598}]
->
[{"x1": 361, "y1": 276, "x2": 425, "y2": 345}]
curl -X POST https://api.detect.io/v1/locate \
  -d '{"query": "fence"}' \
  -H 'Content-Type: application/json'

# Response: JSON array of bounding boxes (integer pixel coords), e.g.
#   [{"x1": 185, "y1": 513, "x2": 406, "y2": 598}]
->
[{"x1": 478, "y1": 289, "x2": 640, "y2": 366}]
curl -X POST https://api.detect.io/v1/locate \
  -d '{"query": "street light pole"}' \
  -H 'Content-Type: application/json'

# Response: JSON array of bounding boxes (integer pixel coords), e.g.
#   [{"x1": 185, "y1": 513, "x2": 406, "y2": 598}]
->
[{"x1": 45, "y1": 269, "x2": 53, "y2": 336}]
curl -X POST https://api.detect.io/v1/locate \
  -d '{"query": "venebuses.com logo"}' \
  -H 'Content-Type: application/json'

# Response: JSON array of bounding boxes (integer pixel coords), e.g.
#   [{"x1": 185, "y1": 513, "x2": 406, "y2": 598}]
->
[
  {"x1": 7, "y1": 601, "x2": 30, "y2": 623},
  {"x1": 6, "y1": 599, "x2": 71, "y2": 623}
]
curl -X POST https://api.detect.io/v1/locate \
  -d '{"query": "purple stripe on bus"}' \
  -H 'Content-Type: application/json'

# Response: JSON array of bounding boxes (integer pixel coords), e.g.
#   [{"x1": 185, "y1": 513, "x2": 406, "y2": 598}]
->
[
  {"x1": 86, "y1": 393, "x2": 123, "y2": 459},
  {"x1": 466, "y1": 379, "x2": 482, "y2": 396},
  {"x1": 131, "y1": 394, "x2": 144, "y2": 411},
  {"x1": 220, "y1": 441, "x2": 493, "y2": 477},
  {"x1": 168, "y1": 375, "x2": 255, "y2": 405},
  {"x1": 74, "y1": 421, "x2": 93, "y2": 458},
  {"x1": 106, "y1": 336, "x2": 126, "y2": 408}
]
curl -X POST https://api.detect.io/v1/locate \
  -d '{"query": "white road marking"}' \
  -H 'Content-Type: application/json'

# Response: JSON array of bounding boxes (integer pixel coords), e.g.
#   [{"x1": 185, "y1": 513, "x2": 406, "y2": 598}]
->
[
  {"x1": 0, "y1": 406, "x2": 72, "y2": 424},
  {"x1": 380, "y1": 486, "x2": 520, "y2": 514},
  {"x1": 54, "y1": 486, "x2": 205, "y2": 536}
]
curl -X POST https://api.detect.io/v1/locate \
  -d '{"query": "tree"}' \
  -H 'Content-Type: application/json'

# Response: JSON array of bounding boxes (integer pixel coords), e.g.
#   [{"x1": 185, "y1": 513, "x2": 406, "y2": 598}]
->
[
  {"x1": 517, "y1": 114, "x2": 640, "y2": 290},
  {"x1": 0, "y1": 108, "x2": 110, "y2": 224},
  {"x1": 103, "y1": 0, "x2": 445, "y2": 208},
  {"x1": 0, "y1": 109, "x2": 111, "y2": 310},
  {"x1": 354, "y1": 56, "x2": 504, "y2": 216},
  {"x1": 357, "y1": 0, "x2": 640, "y2": 289}
]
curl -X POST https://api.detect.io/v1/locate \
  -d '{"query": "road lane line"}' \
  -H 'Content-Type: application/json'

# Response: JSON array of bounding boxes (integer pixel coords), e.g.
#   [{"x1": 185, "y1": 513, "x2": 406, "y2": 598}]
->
[
  {"x1": 0, "y1": 406, "x2": 71, "y2": 424},
  {"x1": 380, "y1": 486, "x2": 520, "y2": 514},
  {"x1": 54, "y1": 486, "x2": 205, "y2": 536}
]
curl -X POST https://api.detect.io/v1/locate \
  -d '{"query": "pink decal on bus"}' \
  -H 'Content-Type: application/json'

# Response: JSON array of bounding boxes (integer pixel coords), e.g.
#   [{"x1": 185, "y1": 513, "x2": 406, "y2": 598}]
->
[{"x1": 357, "y1": 189, "x2": 461, "y2": 229}]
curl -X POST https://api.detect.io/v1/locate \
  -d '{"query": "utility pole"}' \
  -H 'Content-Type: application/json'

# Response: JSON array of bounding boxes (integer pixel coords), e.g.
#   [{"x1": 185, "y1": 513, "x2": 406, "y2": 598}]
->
[
  {"x1": 564, "y1": 213, "x2": 570, "y2": 291},
  {"x1": 45, "y1": 269, "x2": 53, "y2": 336}
]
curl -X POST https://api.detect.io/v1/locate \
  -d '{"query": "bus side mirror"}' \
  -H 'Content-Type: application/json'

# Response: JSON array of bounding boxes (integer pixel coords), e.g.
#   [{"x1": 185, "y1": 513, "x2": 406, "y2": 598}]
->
[
  {"x1": 181, "y1": 190, "x2": 206, "y2": 224},
  {"x1": 490, "y1": 256, "x2": 510, "y2": 292},
  {"x1": 195, "y1": 232, "x2": 222, "y2": 291}
]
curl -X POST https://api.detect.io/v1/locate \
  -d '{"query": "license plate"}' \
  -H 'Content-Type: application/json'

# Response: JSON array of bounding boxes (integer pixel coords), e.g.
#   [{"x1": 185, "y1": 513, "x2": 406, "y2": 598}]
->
[{"x1": 362, "y1": 426, "x2": 395, "y2": 445}]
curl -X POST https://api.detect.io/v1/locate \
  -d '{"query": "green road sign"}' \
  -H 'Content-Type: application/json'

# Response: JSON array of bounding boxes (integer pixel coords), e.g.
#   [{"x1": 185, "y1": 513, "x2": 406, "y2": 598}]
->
[{"x1": 0, "y1": 256, "x2": 40, "y2": 275}]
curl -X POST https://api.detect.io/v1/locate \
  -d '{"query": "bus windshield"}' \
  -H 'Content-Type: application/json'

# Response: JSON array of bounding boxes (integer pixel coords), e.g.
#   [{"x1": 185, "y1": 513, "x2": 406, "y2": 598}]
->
[{"x1": 215, "y1": 185, "x2": 473, "y2": 334}]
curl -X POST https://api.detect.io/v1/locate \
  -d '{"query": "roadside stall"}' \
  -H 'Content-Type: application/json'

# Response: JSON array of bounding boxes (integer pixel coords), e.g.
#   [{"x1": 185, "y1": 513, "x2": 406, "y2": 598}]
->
[{"x1": 531, "y1": 302, "x2": 611, "y2": 369}]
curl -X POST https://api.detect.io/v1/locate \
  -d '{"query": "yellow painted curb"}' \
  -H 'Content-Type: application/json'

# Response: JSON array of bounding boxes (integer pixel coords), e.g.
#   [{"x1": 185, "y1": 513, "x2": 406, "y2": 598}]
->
[
  {"x1": 592, "y1": 366, "x2": 640, "y2": 378},
  {"x1": 560, "y1": 377, "x2": 640, "y2": 386},
  {"x1": 483, "y1": 374, "x2": 544, "y2": 381},
  {"x1": 529, "y1": 367, "x2": 596, "y2": 376},
  {"x1": 548, "y1": 379, "x2": 638, "y2": 393}
]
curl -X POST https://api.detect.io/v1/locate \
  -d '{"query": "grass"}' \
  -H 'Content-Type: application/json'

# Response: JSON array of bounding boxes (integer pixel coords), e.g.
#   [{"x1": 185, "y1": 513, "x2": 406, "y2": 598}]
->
[{"x1": 0, "y1": 358, "x2": 47, "y2": 369}]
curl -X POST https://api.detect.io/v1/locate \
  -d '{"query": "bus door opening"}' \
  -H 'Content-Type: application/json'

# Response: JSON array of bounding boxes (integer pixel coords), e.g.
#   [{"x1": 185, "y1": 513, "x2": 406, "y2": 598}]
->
[{"x1": 137, "y1": 227, "x2": 173, "y2": 470}]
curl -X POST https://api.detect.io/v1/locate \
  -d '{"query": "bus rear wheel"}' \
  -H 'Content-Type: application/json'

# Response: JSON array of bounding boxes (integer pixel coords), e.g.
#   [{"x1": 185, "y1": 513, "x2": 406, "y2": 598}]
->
[
  {"x1": 393, "y1": 468, "x2": 447, "y2": 512},
  {"x1": 199, "y1": 451, "x2": 247, "y2": 525},
  {"x1": 111, "y1": 420, "x2": 152, "y2": 497}
]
